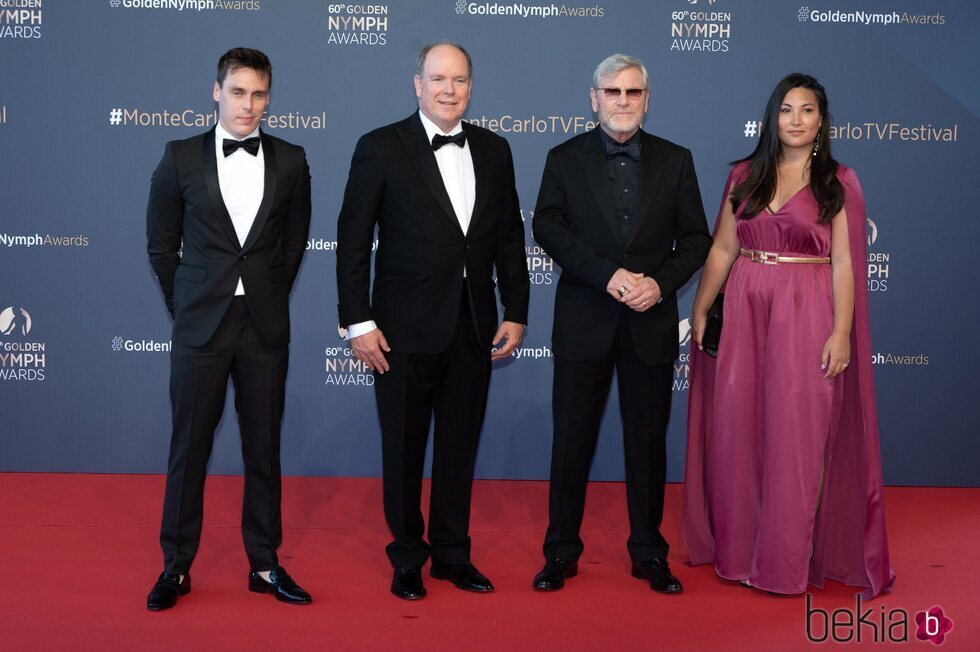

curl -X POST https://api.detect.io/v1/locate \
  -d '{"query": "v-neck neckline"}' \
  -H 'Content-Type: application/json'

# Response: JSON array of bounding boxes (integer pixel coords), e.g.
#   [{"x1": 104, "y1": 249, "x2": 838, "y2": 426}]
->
[{"x1": 765, "y1": 183, "x2": 808, "y2": 215}]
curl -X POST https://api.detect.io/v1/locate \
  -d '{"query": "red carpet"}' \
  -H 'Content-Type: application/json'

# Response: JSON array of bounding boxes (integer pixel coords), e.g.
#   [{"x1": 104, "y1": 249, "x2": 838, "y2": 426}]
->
[{"x1": 2, "y1": 474, "x2": 976, "y2": 650}]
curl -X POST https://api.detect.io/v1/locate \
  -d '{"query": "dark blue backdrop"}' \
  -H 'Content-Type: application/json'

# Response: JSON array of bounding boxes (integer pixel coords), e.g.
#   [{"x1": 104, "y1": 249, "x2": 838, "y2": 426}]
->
[{"x1": 1, "y1": 0, "x2": 977, "y2": 486}]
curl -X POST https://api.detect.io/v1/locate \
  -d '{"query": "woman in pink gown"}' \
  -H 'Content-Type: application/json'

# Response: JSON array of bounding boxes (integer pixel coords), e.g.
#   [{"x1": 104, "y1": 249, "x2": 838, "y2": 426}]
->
[{"x1": 683, "y1": 74, "x2": 894, "y2": 597}]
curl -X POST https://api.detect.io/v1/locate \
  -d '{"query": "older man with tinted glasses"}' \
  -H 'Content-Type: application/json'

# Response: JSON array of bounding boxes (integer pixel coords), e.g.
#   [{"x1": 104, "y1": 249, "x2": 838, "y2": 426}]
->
[{"x1": 531, "y1": 54, "x2": 711, "y2": 593}]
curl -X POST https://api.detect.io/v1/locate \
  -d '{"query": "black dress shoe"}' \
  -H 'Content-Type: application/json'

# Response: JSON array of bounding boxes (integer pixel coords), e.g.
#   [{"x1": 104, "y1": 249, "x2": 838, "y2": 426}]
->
[
  {"x1": 248, "y1": 566, "x2": 312, "y2": 604},
  {"x1": 430, "y1": 560, "x2": 494, "y2": 593},
  {"x1": 631, "y1": 559, "x2": 683, "y2": 594},
  {"x1": 147, "y1": 572, "x2": 190, "y2": 611},
  {"x1": 532, "y1": 558, "x2": 578, "y2": 591},
  {"x1": 391, "y1": 566, "x2": 427, "y2": 600}
]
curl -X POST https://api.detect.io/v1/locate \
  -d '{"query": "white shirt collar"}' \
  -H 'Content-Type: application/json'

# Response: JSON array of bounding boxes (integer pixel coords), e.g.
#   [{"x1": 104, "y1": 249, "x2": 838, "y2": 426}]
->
[
  {"x1": 215, "y1": 121, "x2": 260, "y2": 144},
  {"x1": 418, "y1": 109, "x2": 463, "y2": 141}
]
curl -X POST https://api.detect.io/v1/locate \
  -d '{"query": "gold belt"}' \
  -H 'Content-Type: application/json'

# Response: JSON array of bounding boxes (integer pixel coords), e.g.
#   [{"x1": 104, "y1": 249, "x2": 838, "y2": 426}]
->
[{"x1": 740, "y1": 248, "x2": 830, "y2": 265}]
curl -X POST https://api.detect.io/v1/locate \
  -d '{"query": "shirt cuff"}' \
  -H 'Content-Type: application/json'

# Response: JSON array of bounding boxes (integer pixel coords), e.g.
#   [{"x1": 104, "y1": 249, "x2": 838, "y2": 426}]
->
[{"x1": 345, "y1": 320, "x2": 377, "y2": 340}]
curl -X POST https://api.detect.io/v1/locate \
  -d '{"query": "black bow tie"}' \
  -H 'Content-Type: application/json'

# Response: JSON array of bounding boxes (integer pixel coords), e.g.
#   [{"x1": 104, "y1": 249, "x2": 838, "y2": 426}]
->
[
  {"x1": 432, "y1": 132, "x2": 466, "y2": 151},
  {"x1": 604, "y1": 140, "x2": 641, "y2": 161},
  {"x1": 223, "y1": 137, "x2": 260, "y2": 157}
]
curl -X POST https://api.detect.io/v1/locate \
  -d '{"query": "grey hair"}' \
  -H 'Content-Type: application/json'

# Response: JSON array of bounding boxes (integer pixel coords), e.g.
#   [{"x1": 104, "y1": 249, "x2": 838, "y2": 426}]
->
[
  {"x1": 592, "y1": 53, "x2": 649, "y2": 90},
  {"x1": 416, "y1": 41, "x2": 473, "y2": 79}
]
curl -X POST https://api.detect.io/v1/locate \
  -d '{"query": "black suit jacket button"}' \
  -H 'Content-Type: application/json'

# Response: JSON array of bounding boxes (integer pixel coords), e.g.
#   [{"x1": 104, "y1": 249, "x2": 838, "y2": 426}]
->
[{"x1": 239, "y1": 255, "x2": 247, "y2": 261}]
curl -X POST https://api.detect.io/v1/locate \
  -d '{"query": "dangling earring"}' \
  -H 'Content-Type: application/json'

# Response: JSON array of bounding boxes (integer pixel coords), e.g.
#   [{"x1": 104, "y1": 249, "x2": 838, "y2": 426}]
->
[{"x1": 812, "y1": 125, "x2": 822, "y2": 158}]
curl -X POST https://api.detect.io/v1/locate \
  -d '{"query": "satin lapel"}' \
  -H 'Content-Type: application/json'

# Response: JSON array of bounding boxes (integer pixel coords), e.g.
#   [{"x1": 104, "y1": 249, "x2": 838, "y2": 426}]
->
[
  {"x1": 625, "y1": 133, "x2": 665, "y2": 249},
  {"x1": 397, "y1": 115, "x2": 462, "y2": 235},
  {"x1": 240, "y1": 132, "x2": 277, "y2": 252},
  {"x1": 575, "y1": 130, "x2": 621, "y2": 245},
  {"x1": 203, "y1": 129, "x2": 243, "y2": 249},
  {"x1": 465, "y1": 124, "x2": 490, "y2": 235}
]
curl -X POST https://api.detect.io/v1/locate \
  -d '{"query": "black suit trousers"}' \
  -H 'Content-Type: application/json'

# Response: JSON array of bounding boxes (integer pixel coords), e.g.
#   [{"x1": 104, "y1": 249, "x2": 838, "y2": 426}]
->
[
  {"x1": 373, "y1": 294, "x2": 491, "y2": 568},
  {"x1": 160, "y1": 297, "x2": 287, "y2": 574},
  {"x1": 545, "y1": 309, "x2": 673, "y2": 563}
]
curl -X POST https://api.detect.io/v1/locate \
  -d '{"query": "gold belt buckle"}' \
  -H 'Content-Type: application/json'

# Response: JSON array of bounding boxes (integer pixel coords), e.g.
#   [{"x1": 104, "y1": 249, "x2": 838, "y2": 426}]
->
[{"x1": 752, "y1": 249, "x2": 780, "y2": 265}]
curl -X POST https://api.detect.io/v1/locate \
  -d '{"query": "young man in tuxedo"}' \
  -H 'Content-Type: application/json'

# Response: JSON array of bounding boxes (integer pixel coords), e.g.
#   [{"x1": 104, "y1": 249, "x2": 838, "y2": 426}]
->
[
  {"x1": 145, "y1": 47, "x2": 312, "y2": 610},
  {"x1": 336, "y1": 42, "x2": 529, "y2": 600},
  {"x1": 531, "y1": 54, "x2": 711, "y2": 593}
]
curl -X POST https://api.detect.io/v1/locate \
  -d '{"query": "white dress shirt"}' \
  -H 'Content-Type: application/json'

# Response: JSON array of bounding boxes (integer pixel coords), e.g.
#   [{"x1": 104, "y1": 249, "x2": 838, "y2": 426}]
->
[
  {"x1": 418, "y1": 109, "x2": 476, "y2": 236},
  {"x1": 214, "y1": 122, "x2": 264, "y2": 296},
  {"x1": 346, "y1": 110, "x2": 476, "y2": 340}
]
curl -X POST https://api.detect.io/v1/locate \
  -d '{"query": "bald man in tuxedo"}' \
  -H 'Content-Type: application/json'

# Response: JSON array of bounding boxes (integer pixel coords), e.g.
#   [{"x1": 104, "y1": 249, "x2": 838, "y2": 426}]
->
[{"x1": 337, "y1": 42, "x2": 529, "y2": 600}]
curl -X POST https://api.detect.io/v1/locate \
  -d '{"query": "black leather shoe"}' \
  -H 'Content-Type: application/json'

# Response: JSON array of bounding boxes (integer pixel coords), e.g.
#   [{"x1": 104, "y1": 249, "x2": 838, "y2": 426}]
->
[
  {"x1": 147, "y1": 572, "x2": 190, "y2": 611},
  {"x1": 391, "y1": 566, "x2": 427, "y2": 600},
  {"x1": 631, "y1": 559, "x2": 683, "y2": 594},
  {"x1": 430, "y1": 560, "x2": 494, "y2": 593},
  {"x1": 532, "y1": 558, "x2": 578, "y2": 591},
  {"x1": 248, "y1": 566, "x2": 312, "y2": 605}
]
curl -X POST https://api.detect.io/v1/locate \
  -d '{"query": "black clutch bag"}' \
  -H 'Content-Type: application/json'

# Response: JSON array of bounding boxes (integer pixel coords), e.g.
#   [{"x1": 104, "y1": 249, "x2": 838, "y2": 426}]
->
[{"x1": 702, "y1": 293, "x2": 724, "y2": 358}]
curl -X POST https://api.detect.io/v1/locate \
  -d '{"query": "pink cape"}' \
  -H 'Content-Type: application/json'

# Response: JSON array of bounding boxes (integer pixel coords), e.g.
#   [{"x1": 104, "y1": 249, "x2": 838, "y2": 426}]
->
[{"x1": 682, "y1": 163, "x2": 896, "y2": 598}]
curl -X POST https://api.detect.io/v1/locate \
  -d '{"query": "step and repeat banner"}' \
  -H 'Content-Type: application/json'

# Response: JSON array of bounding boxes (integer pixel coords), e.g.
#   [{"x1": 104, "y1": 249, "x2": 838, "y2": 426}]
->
[{"x1": 1, "y1": 1, "x2": 977, "y2": 485}]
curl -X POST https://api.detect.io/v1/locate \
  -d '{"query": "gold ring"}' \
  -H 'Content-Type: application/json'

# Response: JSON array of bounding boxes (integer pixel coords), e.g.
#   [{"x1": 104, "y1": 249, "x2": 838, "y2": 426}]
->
[{"x1": 618, "y1": 286, "x2": 627, "y2": 297}]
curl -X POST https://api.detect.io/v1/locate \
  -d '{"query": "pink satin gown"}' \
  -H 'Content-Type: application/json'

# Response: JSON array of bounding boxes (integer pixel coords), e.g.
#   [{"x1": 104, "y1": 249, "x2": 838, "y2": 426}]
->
[
  {"x1": 684, "y1": 163, "x2": 894, "y2": 598},
  {"x1": 710, "y1": 187, "x2": 840, "y2": 594}
]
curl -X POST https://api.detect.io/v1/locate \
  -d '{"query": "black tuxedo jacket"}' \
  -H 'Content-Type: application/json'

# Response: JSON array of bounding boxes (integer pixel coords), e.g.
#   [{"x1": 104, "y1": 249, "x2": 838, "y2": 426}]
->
[
  {"x1": 337, "y1": 112, "x2": 529, "y2": 353},
  {"x1": 533, "y1": 128, "x2": 711, "y2": 365},
  {"x1": 147, "y1": 128, "x2": 311, "y2": 347}
]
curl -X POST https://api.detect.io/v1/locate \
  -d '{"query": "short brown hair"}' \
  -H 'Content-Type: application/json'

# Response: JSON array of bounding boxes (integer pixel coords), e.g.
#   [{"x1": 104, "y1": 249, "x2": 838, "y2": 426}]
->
[{"x1": 216, "y1": 47, "x2": 272, "y2": 88}]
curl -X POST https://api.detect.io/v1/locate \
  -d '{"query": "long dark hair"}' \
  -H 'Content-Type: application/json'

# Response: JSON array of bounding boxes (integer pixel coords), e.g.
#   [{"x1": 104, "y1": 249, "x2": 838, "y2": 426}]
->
[{"x1": 731, "y1": 73, "x2": 843, "y2": 223}]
